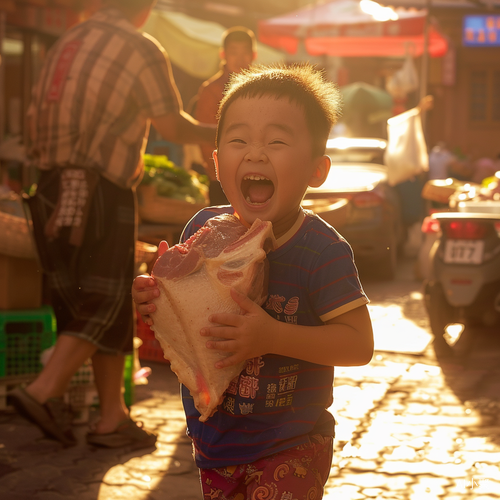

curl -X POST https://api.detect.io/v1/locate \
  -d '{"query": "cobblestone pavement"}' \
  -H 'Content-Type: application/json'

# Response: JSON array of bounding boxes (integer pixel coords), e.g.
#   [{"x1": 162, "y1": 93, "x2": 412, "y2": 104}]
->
[{"x1": 1, "y1": 258, "x2": 499, "y2": 500}]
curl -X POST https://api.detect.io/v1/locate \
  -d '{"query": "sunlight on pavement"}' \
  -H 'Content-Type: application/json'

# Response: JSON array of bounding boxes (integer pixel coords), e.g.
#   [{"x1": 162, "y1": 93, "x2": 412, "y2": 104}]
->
[
  {"x1": 407, "y1": 362, "x2": 442, "y2": 377},
  {"x1": 368, "y1": 303, "x2": 433, "y2": 354},
  {"x1": 323, "y1": 351, "x2": 500, "y2": 500},
  {"x1": 97, "y1": 397, "x2": 192, "y2": 499}
]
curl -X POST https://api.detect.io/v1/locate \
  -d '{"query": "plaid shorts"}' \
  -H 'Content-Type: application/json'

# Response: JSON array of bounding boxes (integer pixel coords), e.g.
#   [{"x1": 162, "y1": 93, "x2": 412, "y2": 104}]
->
[
  {"x1": 28, "y1": 168, "x2": 136, "y2": 354},
  {"x1": 199, "y1": 435, "x2": 333, "y2": 500}
]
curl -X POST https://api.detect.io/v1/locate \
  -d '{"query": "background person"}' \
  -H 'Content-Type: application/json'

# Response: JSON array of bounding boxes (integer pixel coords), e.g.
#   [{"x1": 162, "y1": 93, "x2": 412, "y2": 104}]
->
[
  {"x1": 9, "y1": 0, "x2": 215, "y2": 449},
  {"x1": 471, "y1": 157, "x2": 498, "y2": 185},
  {"x1": 192, "y1": 26, "x2": 256, "y2": 205},
  {"x1": 428, "y1": 142, "x2": 455, "y2": 180}
]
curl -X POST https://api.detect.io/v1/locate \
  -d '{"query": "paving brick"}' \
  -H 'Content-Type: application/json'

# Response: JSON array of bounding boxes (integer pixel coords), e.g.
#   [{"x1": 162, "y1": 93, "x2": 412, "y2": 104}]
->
[
  {"x1": 455, "y1": 450, "x2": 500, "y2": 466},
  {"x1": 360, "y1": 486, "x2": 386, "y2": 497},
  {"x1": 49, "y1": 474, "x2": 90, "y2": 497},
  {"x1": 409, "y1": 475, "x2": 451, "y2": 497},
  {"x1": 450, "y1": 477, "x2": 500, "y2": 497},
  {"x1": 335, "y1": 471, "x2": 394, "y2": 488},
  {"x1": 323, "y1": 483, "x2": 364, "y2": 499},
  {"x1": 35, "y1": 493, "x2": 73, "y2": 500},
  {"x1": 460, "y1": 436, "x2": 499, "y2": 452},
  {"x1": 381, "y1": 459, "x2": 468, "y2": 477},
  {"x1": 405, "y1": 402, "x2": 440, "y2": 415},
  {"x1": 339, "y1": 457, "x2": 379, "y2": 471},
  {"x1": 98, "y1": 483, "x2": 155, "y2": 500}
]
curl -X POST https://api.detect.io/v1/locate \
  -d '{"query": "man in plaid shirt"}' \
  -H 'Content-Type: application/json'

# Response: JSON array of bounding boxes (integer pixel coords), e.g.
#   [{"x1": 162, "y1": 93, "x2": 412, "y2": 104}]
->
[{"x1": 9, "y1": 0, "x2": 215, "y2": 449}]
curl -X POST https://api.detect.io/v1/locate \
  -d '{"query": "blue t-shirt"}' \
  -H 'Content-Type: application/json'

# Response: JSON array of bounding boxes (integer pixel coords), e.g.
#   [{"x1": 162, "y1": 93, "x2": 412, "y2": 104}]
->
[{"x1": 180, "y1": 207, "x2": 368, "y2": 469}]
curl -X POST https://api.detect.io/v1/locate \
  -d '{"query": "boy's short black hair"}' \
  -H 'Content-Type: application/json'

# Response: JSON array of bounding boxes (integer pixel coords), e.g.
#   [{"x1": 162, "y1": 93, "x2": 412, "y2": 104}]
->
[
  {"x1": 222, "y1": 26, "x2": 256, "y2": 53},
  {"x1": 216, "y1": 64, "x2": 342, "y2": 157}
]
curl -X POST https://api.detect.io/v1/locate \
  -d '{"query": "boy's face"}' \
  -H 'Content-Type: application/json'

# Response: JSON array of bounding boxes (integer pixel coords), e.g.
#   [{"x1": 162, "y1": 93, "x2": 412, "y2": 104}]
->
[
  {"x1": 214, "y1": 95, "x2": 330, "y2": 238},
  {"x1": 222, "y1": 41, "x2": 255, "y2": 74}
]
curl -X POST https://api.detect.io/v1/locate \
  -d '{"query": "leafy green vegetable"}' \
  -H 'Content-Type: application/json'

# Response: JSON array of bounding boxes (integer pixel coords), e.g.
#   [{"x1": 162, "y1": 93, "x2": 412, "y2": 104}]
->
[{"x1": 141, "y1": 154, "x2": 208, "y2": 204}]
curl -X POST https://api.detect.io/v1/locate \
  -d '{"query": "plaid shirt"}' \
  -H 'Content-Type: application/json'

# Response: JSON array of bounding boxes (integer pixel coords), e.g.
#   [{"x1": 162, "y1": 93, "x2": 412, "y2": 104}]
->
[{"x1": 28, "y1": 8, "x2": 180, "y2": 188}]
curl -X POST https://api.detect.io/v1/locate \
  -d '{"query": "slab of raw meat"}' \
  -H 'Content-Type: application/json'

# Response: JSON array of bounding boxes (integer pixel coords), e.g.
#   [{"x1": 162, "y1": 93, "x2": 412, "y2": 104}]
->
[{"x1": 150, "y1": 214, "x2": 275, "y2": 421}]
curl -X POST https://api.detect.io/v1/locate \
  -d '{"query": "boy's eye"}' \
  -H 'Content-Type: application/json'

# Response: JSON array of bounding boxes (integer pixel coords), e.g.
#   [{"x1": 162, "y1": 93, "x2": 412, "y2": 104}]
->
[
  {"x1": 270, "y1": 140, "x2": 286, "y2": 145},
  {"x1": 228, "y1": 138, "x2": 246, "y2": 144}
]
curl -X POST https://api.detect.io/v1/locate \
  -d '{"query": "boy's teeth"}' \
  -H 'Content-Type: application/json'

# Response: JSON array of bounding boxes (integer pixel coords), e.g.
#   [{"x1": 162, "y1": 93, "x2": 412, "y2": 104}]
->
[{"x1": 244, "y1": 175, "x2": 268, "y2": 181}]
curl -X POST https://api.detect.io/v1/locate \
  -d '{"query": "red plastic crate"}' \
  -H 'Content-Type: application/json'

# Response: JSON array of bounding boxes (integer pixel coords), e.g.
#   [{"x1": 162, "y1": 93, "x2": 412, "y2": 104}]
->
[{"x1": 136, "y1": 313, "x2": 169, "y2": 364}]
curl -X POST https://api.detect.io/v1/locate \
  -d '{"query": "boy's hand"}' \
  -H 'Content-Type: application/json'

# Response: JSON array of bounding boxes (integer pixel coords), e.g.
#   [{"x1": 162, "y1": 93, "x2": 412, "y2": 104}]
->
[
  {"x1": 132, "y1": 275, "x2": 160, "y2": 325},
  {"x1": 200, "y1": 288, "x2": 277, "y2": 368},
  {"x1": 132, "y1": 240, "x2": 168, "y2": 325}
]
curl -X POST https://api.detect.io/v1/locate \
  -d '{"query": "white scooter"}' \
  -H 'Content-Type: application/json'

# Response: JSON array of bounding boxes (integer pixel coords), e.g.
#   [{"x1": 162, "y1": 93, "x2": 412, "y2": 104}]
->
[{"x1": 423, "y1": 199, "x2": 500, "y2": 355}]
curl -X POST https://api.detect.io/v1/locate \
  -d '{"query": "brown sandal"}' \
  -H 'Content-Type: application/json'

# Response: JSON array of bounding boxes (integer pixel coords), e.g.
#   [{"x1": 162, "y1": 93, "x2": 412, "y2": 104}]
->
[
  {"x1": 8, "y1": 387, "x2": 76, "y2": 447},
  {"x1": 86, "y1": 418, "x2": 157, "y2": 449}
]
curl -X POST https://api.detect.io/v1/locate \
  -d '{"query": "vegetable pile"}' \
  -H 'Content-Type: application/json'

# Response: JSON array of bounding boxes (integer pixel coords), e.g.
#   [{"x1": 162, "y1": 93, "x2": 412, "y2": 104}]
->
[{"x1": 141, "y1": 154, "x2": 208, "y2": 204}]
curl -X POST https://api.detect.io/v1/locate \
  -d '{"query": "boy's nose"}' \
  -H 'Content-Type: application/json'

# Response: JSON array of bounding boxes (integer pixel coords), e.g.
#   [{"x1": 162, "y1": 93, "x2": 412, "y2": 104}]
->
[{"x1": 244, "y1": 147, "x2": 268, "y2": 163}]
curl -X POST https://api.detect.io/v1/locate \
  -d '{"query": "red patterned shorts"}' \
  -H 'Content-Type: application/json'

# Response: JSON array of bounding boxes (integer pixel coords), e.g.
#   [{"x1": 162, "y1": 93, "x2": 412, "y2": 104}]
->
[{"x1": 199, "y1": 435, "x2": 333, "y2": 500}]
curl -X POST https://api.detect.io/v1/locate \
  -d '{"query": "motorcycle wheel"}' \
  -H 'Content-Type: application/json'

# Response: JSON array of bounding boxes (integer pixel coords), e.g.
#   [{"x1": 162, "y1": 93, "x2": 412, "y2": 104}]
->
[{"x1": 424, "y1": 281, "x2": 459, "y2": 356}]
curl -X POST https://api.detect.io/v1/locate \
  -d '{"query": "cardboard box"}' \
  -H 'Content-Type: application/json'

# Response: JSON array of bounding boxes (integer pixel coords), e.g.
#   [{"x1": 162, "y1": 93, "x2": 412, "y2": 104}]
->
[{"x1": 0, "y1": 254, "x2": 42, "y2": 310}]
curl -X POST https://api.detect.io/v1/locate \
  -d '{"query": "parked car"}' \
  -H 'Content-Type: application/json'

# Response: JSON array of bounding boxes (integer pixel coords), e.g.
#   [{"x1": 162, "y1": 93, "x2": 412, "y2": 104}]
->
[{"x1": 303, "y1": 137, "x2": 406, "y2": 280}]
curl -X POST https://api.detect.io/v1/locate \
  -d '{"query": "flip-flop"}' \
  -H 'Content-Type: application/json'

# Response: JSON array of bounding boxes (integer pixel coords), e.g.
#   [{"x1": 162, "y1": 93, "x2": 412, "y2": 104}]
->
[
  {"x1": 8, "y1": 387, "x2": 76, "y2": 447},
  {"x1": 86, "y1": 418, "x2": 157, "y2": 449}
]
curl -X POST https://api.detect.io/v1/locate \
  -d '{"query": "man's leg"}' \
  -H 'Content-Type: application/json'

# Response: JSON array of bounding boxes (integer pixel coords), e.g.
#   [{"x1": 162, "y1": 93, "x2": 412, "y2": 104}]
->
[
  {"x1": 86, "y1": 350, "x2": 157, "y2": 449},
  {"x1": 90, "y1": 351, "x2": 129, "y2": 434},
  {"x1": 8, "y1": 334, "x2": 96, "y2": 445},
  {"x1": 26, "y1": 335, "x2": 97, "y2": 403}
]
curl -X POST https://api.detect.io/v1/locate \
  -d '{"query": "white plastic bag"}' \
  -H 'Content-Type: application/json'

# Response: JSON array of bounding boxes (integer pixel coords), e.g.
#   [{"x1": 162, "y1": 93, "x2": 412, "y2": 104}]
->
[
  {"x1": 384, "y1": 107, "x2": 429, "y2": 186},
  {"x1": 386, "y1": 54, "x2": 419, "y2": 98}
]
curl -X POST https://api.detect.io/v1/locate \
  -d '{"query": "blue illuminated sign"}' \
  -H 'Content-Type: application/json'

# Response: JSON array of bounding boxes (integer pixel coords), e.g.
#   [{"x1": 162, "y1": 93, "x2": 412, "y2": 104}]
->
[{"x1": 463, "y1": 15, "x2": 500, "y2": 46}]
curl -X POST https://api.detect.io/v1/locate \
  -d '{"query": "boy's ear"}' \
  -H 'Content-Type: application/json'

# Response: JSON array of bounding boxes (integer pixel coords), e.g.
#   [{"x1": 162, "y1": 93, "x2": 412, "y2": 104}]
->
[
  {"x1": 212, "y1": 150, "x2": 220, "y2": 180},
  {"x1": 308, "y1": 155, "x2": 331, "y2": 188}
]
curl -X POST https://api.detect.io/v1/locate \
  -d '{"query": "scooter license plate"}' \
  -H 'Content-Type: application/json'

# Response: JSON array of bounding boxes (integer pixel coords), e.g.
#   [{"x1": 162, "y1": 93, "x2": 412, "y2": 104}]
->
[{"x1": 444, "y1": 240, "x2": 484, "y2": 264}]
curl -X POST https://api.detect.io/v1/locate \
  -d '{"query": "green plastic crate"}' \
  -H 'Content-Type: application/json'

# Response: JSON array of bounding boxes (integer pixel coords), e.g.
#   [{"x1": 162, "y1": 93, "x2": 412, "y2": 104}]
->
[{"x1": 0, "y1": 305, "x2": 57, "y2": 377}]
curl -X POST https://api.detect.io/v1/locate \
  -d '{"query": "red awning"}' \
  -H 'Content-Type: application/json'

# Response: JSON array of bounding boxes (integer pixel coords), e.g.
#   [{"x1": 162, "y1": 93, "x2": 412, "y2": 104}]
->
[{"x1": 258, "y1": 0, "x2": 448, "y2": 58}]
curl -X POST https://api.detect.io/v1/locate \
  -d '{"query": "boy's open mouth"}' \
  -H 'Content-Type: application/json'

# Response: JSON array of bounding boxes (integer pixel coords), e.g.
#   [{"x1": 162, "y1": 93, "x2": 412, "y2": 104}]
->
[{"x1": 241, "y1": 175, "x2": 275, "y2": 205}]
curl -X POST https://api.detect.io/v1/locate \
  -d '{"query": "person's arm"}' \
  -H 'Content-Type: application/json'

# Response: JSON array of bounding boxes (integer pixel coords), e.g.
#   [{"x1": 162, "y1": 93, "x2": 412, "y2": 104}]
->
[
  {"x1": 201, "y1": 288, "x2": 374, "y2": 368},
  {"x1": 417, "y1": 95, "x2": 434, "y2": 113},
  {"x1": 151, "y1": 110, "x2": 215, "y2": 147},
  {"x1": 137, "y1": 38, "x2": 216, "y2": 147}
]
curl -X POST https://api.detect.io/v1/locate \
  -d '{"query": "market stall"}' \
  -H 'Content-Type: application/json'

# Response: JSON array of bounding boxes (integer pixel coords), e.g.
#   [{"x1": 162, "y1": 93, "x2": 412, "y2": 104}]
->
[
  {"x1": 142, "y1": 9, "x2": 285, "y2": 81},
  {"x1": 137, "y1": 154, "x2": 209, "y2": 246},
  {"x1": 258, "y1": 0, "x2": 448, "y2": 58}
]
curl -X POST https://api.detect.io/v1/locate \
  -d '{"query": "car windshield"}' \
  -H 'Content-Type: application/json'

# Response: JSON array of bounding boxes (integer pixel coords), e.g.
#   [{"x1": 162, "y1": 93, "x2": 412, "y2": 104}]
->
[
  {"x1": 326, "y1": 137, "x2": 387, "y2": 164},
  {"x1": 318, "y1": 164, "x2": 387, "y2": 192}
]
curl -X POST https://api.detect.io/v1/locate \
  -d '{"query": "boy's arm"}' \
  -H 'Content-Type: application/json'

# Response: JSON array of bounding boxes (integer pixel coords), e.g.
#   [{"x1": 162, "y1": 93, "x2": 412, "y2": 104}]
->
[{"x1": 202, "y1": 288, "x2": 374, "y2": 368}]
